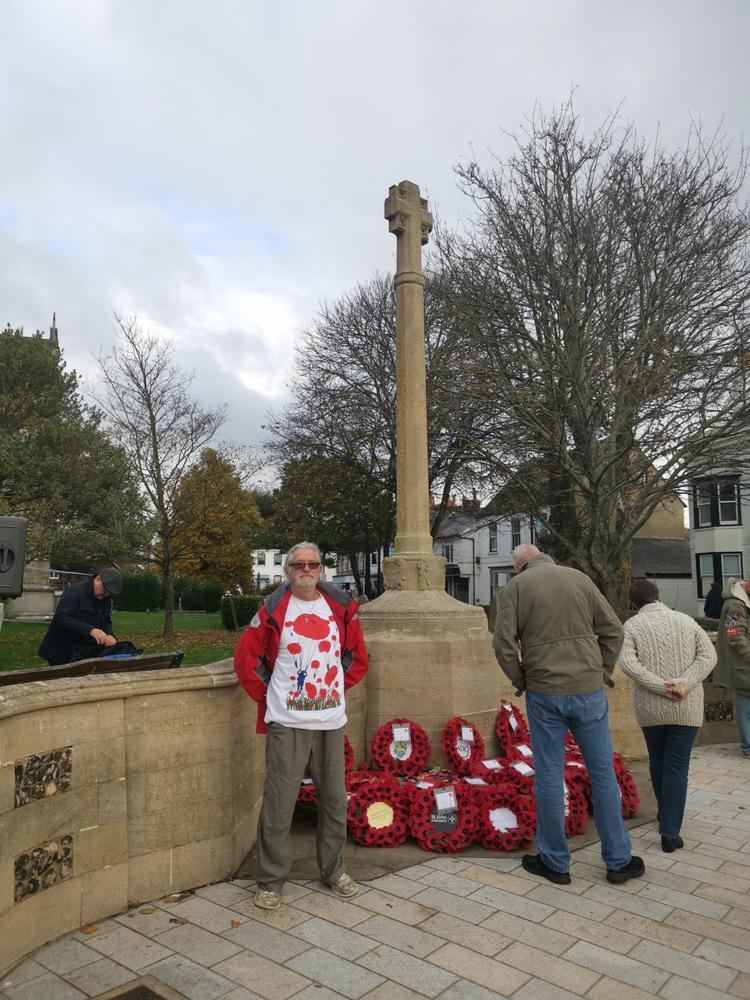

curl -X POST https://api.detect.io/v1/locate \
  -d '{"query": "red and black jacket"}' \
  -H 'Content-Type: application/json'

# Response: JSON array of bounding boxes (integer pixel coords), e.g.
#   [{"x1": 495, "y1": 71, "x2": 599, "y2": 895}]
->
[{"x1": 233, "y1": 582, "x2": 368, "y2": 733}]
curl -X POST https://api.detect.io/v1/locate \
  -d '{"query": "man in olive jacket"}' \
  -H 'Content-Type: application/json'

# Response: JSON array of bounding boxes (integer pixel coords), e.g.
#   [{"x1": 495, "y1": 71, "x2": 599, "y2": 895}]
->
[
  {"x1": 493, "y1": 544, "x2": 643, "y2": 885},
  {"x1": 715, "y1": 578, "x2": 750, "y2": 757}
]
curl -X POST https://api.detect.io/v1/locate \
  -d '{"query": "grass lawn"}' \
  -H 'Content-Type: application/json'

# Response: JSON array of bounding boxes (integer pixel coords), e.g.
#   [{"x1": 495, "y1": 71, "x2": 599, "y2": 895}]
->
[{"x1": 0, "y1": 610, "x2": 238, "y2": 673}]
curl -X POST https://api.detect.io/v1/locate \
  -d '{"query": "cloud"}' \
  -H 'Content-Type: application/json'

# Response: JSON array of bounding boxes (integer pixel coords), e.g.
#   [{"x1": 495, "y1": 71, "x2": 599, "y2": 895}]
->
[{"x1": 2, "y1": 0, "x2": 748, "y2": 453}]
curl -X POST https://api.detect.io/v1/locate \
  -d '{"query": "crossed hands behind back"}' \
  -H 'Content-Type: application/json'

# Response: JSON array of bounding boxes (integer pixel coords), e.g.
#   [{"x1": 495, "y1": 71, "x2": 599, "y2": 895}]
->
[{"x1": 666, "y1": 682, "x2": 688, "y2": 701}]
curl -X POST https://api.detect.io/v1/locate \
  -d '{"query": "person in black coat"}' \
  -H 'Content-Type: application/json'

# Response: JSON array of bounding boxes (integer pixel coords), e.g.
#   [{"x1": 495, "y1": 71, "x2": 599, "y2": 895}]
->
[
  {"x1": 38, "y1": 568, "x2": 123, "y2": 665},
  {"x1": 703, "y1": 582, "x2": 724, "y2": 620}
]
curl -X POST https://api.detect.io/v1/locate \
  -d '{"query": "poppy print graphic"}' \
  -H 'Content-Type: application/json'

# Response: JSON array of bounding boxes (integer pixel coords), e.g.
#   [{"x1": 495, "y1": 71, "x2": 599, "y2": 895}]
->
[{"x1": 281, "y1": 603, "x2": 342, "y2": 712}]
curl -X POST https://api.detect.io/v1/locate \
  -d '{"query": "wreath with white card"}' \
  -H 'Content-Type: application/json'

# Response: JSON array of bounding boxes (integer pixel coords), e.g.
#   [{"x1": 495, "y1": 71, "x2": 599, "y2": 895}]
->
[
  {"x1": 371, "y1": 718, "x2": 430, "y2": 776},
  {"x1": 476, "y1": 783, "x2": 536, "y2": 852},
  {"x1": 441, "y1": 717, "x2": 485, "y2": 775},
  {"x1": 495, "y1": 700, "x2": 530, "y2": 755},
  {"x1": 408, "y1": 778, "x2": 480, "y2": 852}
]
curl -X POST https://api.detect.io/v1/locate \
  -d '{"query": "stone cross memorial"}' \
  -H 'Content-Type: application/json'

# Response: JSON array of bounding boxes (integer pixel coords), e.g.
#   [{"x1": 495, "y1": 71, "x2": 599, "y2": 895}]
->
[{"x1": 358, "y1": 180, "x2": 508, "y2": 760}]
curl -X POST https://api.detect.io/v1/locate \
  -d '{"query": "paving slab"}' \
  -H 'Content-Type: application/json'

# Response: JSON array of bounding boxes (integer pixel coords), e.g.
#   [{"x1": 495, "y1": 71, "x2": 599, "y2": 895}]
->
[{"x1": 8, "y1": 744, "x2": 749, "y2": 1000}]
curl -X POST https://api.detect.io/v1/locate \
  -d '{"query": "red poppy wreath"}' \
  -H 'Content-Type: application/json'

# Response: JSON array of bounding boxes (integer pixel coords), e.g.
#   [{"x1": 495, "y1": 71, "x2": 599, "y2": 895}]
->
[
  {"x1": 441, "y1": 717, "x2": 485, "y2": 775},
  {"x1": 477, "y1": 783, "x2": 536, "y2": 851},
  {"x1": 562, "y1": 778, "x2": 588, "y2": 837},
  {"x1": 613, "y1": 753, "x2": 640, "y2": 818},
  {"x1": 470, "y1": 757, "x2": 509, "y2": 785},
  {"x1": 297, "y1": 777, "x2": 316, "y2": 804},
  {"x1": 409, "y1": 779, "x2": 480, "y2": 852},
  {"x1": 505, "y1": 758, "x2": 536, "y2": 795},
  {"x1": 564, "y1": 759, "x2": 593, "y2": 812},
  {"x1": 371, "y1": 718, "x2": 430, "y2": 776},
  {"x1": 495, "y1": 700, "x2": 530, "y2": 755},
  {"x1": 347, "y1": 776, "x2": 410, "y2": 847}
]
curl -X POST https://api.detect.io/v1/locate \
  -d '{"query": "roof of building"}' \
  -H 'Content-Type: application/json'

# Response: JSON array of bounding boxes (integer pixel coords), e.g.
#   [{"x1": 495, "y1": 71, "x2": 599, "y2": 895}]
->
[{"x1": 632, "y1": 537, "x2": 691, "y2": 578}]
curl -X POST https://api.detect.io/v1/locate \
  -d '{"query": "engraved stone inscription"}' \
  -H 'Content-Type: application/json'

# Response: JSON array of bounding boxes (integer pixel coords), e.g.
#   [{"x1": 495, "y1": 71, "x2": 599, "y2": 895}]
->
[
  {"x1": 15, "y1": 835, "x2": 73, "y2": 902},
  {"x1": 15, "y1": 746, "x2": 72, "y2": 807},
  {"x1": 705, "y1": 701, "x2": 734, "y2": 722}
]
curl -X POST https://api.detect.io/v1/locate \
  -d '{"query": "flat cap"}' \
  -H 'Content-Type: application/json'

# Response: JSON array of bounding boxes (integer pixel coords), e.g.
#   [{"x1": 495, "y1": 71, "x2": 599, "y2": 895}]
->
[{"x1": 99, "y1": 567, "x2": 123, "y2": 596}]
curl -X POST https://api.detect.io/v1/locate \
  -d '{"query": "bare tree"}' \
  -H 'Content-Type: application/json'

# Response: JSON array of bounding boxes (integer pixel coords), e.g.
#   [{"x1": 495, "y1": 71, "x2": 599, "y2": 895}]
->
[
  {"x1": 439, "y1": 104, "x2": 750, "y2": 616},
  {"x1": 267, "y1": 273, "x2": 493, "y2": 562},
  {"x1": 97, "y1": 316, "x2": 226, "y2": 636}
]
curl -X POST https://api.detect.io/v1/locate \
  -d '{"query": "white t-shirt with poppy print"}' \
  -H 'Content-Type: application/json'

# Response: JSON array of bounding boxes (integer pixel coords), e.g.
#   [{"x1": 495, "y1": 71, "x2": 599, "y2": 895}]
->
[{"x1": 265, "y1": 593, "x2": 346, "y2": 729}]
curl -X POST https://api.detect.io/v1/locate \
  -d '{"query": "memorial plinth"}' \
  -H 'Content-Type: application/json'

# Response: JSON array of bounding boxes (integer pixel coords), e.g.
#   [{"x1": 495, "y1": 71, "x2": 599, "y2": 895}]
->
[{"x1": 360, "y1": 181, "x2": 505, "y2": 759}]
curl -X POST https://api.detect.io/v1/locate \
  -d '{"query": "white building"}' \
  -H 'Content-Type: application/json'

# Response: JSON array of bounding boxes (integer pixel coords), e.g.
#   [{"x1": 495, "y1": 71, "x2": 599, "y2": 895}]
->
[
  {"x1": 689, "y1": 472, "x2": 749, "y2": 614},
  {"x1": 251, "y1": 548, "x2": 336, "y2": 591}
]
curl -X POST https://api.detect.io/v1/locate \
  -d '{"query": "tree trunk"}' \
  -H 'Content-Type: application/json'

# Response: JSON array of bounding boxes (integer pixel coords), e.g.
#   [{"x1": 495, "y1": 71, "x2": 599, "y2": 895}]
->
[
  {"x1": 163, "y1": 563, "x2": 175, "y2": 638},
  {"x1": 348, "y1": 550, "x2": 363, "y2": 596}
]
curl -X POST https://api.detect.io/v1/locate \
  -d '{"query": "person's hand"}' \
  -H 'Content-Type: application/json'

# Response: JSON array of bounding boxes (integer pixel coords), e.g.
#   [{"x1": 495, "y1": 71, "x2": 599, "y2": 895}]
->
[
  {"x1": 667, "y1": 682, "x2": 687, "y2": 700},
  {"x1": 89, "y1": 628, "x2": 115, "y2": 646}
]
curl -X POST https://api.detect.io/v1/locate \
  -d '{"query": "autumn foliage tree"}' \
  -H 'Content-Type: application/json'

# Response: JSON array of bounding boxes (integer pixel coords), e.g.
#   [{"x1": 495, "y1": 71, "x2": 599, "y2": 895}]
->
[
  {"x1": 171, "y1": 448, "x2": 260, "y2": 592},
  {"x1": 269, "y1": 454, "x2": 392, "y2": 596}
]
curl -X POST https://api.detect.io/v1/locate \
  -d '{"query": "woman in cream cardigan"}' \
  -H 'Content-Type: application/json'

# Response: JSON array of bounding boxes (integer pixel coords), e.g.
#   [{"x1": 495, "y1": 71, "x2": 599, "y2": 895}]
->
[{"x1": 620, "y1": 579, "x2": 716, "y2": 852}]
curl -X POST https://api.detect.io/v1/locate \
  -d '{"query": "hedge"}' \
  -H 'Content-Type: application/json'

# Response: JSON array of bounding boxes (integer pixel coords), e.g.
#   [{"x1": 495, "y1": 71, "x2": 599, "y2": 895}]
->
[
  {"x1": 202, "y1": 581, "x2": 224, "y2": 613},
  {"x1": 117, "y1": 572, "x2": 164, "y2": 612},
  {"x1": 221, "y1": 595, "x2": 263, "y2": 630}
]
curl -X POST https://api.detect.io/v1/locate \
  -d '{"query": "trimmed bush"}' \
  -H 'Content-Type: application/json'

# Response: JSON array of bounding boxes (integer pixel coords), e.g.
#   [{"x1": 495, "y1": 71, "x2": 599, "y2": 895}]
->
[
  {"x1": 221, "y1": 594, "x2": 263, "y2": 630},
  {"x1": 117, "y1": 572, "x2": 164, "y2": 612},
  {"x1": 180, "y1": 580, "x2": 204, "y2": 611},
  {"x1": 202, "y1": 581, "x2": 224, "y2": 613}
]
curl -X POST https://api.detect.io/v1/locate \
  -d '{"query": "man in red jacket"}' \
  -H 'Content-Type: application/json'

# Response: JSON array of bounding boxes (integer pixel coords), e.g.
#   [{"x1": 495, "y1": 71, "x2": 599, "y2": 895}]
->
[{"x1": 234, "y1": 541, "x2": 368, "y2": 910}]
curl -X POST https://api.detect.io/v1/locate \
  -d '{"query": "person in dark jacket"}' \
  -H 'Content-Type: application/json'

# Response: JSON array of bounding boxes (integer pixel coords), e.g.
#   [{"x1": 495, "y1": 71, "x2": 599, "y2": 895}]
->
[
  {"x1": 703, "y1": 582, "x2": 724, "y2": 620},
  {"x1": 38, "y1": 568, "x2": 123, "y2": 665}
]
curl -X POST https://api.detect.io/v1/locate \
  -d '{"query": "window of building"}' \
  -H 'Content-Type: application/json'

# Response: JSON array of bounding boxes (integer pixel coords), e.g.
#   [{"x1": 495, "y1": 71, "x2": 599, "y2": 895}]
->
[
  {"x1": 696, "y1": 551, "x2": 743, "y2": 597},
  {"x1": 693, "y1": 479, "x2": 741, "y2": 528},
  {"x1": 490, "y1": 568, "x2": 509, "y2": 600},
  {"x1": 274, "y1": 552, "x2": 282, "y2": 565},
  {"x1": 370, "y1": 551, "x2": 378, "y2": 564},
  {"x1": 696, "y1": 486, "x2": 713, "y2": 527},
  {"x1": 719, "y1": 483, "x2": 740, "y2": 524},
  {"x1": 442, "y1": 543, "x2": 454, "y2": 562},
  {"x1": 511, "y1": 517, "x2": 522, "y2": 549},
  {"x1": 489, "y1": 522, "x2": 497, "y2": 553},
  {"x1": 256, "y1": 551, "x2": 266, "y2": 564}
]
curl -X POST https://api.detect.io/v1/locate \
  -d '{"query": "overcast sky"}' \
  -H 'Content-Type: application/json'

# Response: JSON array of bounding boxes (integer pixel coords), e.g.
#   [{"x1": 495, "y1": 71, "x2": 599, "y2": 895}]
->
[{"x1": 3, "y1": 1, "x2": 747, "y2": 452}]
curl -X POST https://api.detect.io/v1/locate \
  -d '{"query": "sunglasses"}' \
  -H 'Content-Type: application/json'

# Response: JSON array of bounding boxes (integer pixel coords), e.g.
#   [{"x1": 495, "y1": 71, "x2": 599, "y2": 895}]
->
[{"x1": 288, "y1": 560, "x2": 321, "y2": 570}]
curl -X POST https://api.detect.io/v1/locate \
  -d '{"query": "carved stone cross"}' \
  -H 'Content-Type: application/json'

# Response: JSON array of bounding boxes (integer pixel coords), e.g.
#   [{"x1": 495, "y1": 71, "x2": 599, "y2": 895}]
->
[{"x1": 383, "y1": 180, "x2": 437, "y2": 563}]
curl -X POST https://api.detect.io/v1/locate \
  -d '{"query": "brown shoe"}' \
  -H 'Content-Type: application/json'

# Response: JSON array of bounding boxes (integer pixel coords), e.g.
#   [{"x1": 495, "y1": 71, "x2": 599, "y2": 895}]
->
[
  {"x1": 255, "y1": 888, "x2": 281, "y2": 910},
  {"x1": 328, "y1": 873, "x2": 358, "y2": 898}
]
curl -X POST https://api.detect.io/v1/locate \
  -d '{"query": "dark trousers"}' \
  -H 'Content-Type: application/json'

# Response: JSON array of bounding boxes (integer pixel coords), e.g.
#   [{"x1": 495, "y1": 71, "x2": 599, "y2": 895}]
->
[
  {"x1": 256, "y1": 723, "x2": 347, "y2": 893},
  {"x1": 641, "y1": 724, "x2": 698, "y2": 838}
]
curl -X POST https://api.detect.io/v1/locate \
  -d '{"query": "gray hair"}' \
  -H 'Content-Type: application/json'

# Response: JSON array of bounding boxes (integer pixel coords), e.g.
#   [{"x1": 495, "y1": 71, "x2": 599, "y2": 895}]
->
[
  {"x1": 512, "y1": 543, "x2": 541, "y2": 570},
  {"x1": 285, "y1": 541, "x2": 322, "y2": 567}
]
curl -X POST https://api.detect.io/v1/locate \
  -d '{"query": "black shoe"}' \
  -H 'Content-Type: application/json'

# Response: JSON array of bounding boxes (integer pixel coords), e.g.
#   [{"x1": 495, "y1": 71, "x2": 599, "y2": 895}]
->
[
  {"x1": 607, "y1": 856, "x2": 645, "y2": 884},
  {"x1": 661, "y1": 835, "x2": 684, "y2": 853},
  {"x1": 522, "y1": 853, "x2": 571, "y2": 885}
]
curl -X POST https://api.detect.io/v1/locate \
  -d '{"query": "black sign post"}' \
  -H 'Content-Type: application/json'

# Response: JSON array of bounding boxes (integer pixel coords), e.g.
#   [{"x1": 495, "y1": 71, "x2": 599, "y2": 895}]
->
[{"x1": 0, "y1": 517, "x2": 28, "y2": 599}]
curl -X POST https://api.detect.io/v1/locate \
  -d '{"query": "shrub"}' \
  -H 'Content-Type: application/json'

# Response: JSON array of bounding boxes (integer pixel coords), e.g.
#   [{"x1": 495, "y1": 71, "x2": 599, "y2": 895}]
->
[
  {"x1": 117, "y1": 572, "x2": 164, "y2": 612},
  {"x1": 180, "y1": 579, "x2": 204, "y2": 611},
  {"x1": 202, "y1": 581, "x2": 224, "y2": 613},
  {"x1": 221, "y1": 594, "x2": 263, "y2": 630}
]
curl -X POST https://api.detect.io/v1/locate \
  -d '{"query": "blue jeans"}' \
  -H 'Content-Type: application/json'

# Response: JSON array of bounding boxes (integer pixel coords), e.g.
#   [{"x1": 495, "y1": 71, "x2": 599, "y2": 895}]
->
[
  {"x1": 525, "y1": 688, "x2": 632, "y2": 873},
  {"x1": 737, "y1": 693, "x2": 750, "y2": 756},
  {"x1": 641, "y1": 725, "x2": 697, "y2": 837}
]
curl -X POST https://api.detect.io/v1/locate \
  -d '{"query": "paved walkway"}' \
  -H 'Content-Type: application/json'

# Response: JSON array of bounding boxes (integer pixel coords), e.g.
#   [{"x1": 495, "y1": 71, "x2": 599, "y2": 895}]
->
[{"x1": 3, "y1": 743, "x2": 750, "y2": 1000}]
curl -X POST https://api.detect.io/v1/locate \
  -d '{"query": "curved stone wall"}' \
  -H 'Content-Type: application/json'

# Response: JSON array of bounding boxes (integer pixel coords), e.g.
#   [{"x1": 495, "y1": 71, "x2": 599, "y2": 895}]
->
[{"x1": 0, "y1": 659, "x2": 368, "y2": 977}]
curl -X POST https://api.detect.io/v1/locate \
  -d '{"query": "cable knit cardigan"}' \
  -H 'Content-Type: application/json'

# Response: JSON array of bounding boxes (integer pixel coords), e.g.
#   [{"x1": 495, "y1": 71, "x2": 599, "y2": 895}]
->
[{"x1": 619, "y1": 602, "x2": 717, "y2": 728}]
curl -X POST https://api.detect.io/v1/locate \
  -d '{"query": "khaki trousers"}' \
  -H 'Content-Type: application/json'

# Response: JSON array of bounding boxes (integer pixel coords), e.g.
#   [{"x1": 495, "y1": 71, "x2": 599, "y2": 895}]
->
[{"x1": 256, "y1": 722, "x2": 347, "y2": 892}]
